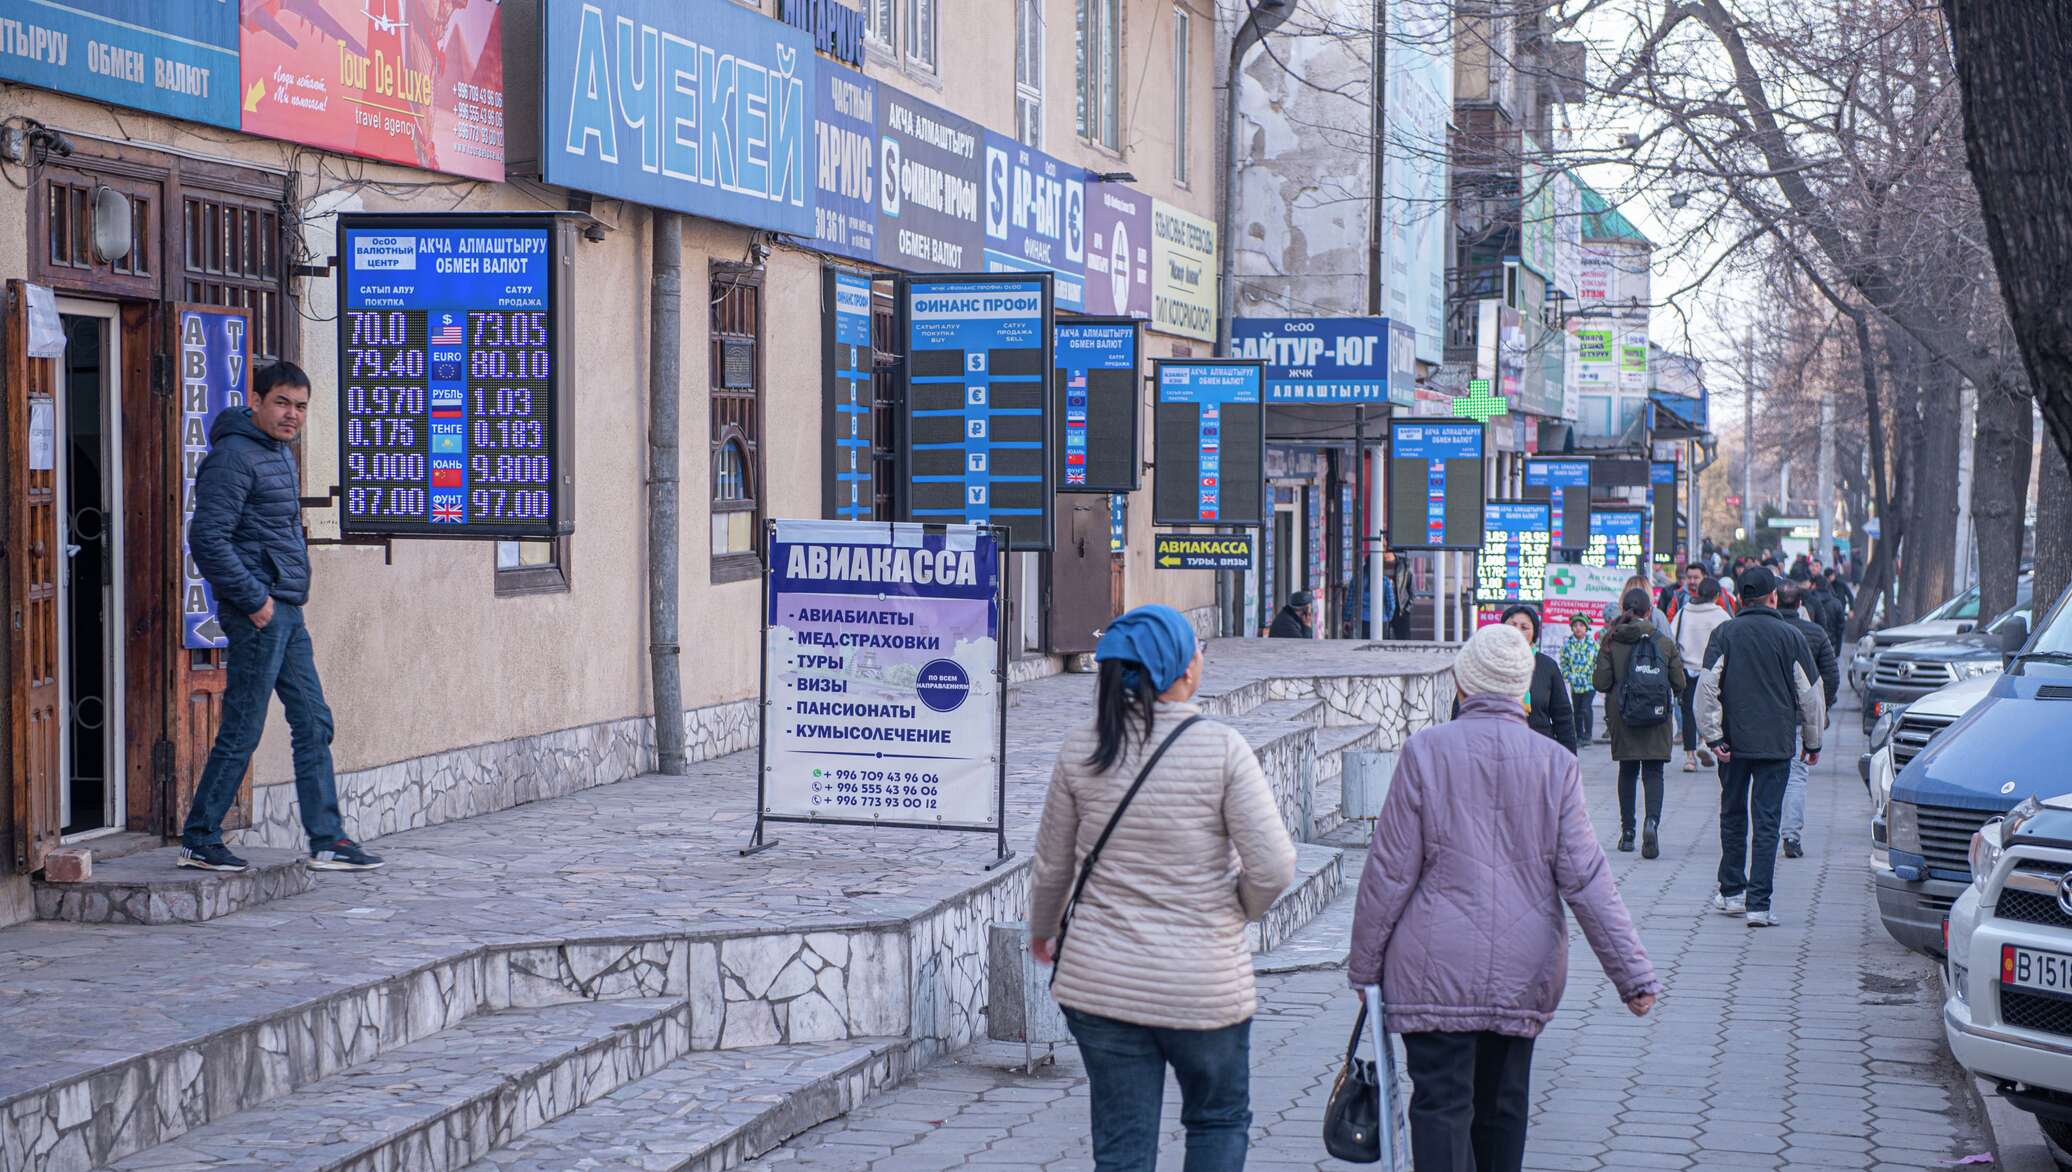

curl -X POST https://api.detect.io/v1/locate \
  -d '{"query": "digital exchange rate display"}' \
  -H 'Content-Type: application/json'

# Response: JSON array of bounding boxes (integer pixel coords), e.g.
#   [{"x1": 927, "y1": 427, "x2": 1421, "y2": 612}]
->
[
  {"x1": 1524, "y1": 457, "x2": 1592, "y2": 550},
  {"x1": 1152, "y1": 360, "x2": 1265, "y2": 526},
  {"x1": 1386, "y1": 422, "x2": 1485, "y2": 551},
  {"x1": 1054, "y1": 318, "x2": 1141, "y2": 493},
  {"x1": 1476, "y1": 501, "x2": 1553, "y2": 604},
  {"x1": 337, "y1": 216, "x2": 572, "y2": 537},
  {"x1": 1587, "y1": 507, "x2": 1647, "y2": 571}
]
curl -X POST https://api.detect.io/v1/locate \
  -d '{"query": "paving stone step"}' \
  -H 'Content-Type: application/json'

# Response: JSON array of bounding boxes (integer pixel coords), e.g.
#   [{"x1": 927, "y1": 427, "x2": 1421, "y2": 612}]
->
[
  {"x1": 1249, "y1": 843, "x2": 1347, "y2": 956},
  {"x1": 1240, "y1": 698, "x2": 1327, "y2": 728},
  {"x1": 32, "y1": 847, "x2": 313, "y2": 925},
  {"x1": 1314, "y1": 723, "x2": 1382, "y2": 774},
  {"x1": 466, "y1": 1037, "x2": 914, "y2": 1171},
  {"x1": 107, "y1": 997, "x2": 687, "y2": 1172}
]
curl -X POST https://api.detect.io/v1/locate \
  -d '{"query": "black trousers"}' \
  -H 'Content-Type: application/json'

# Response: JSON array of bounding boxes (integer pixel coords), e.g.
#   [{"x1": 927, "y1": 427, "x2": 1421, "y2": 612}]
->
[
  {"x1": 1678, "y1": 677, "x2": 1700, "y2": 752},
  {"x1": 1617, "y1": 759, "x2": 1665, "y2": 832},
  {"x1": 1571, "y1": 691, "x2": 1595, "y2": 742},
  {"x1": 1401, "y1": 1030, "x2": 1536, "y2": 1172}
]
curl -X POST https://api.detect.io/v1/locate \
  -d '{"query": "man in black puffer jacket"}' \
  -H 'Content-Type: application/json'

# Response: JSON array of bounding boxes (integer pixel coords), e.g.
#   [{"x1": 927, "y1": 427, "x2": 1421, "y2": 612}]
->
[{"x1": 182, "y1": 362, "x2": 382, "y2": 874}]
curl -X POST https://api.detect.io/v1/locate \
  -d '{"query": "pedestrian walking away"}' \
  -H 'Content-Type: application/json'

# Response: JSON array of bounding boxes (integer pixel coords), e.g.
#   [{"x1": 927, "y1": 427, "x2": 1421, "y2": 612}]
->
[
  {"x1": 1350, "y1": 623, "x2": 1659, "y2": 1172},
  {"x1": 181, "y1": 362, "x2": 383, "y2": 875},
  {"x1": 1774, "y1": 582, "x2": 1840, "y2": 858},
  {"x1": 1696, "y1": 565, "x2": 1825, "y2": 927},
  {"x1": 1602, "y1": 573, "x2": 1673, "y2": 639},
  {"x1": 1028, "y1": 604, "x2": 1298, "y2": 1172},
  {"x1": 1594, "y1": 588, "x2": 1688, "y2": 858},
  {"x1": 1382, "y1": 543, "x2": 1416, "y2": 641},
  {"x1": 1268, "y1": 591, "x2": 1315, "y2": 639},
  {"x1": 1670, "y1": 578, "x2": 1731, "y2": 772},
  {"x1": 1453, "y1": 605, "x2": 1576, "y2": 753},
  {"x1": 1559, "y1": 615, "x2": 1599, "y2": 745}
]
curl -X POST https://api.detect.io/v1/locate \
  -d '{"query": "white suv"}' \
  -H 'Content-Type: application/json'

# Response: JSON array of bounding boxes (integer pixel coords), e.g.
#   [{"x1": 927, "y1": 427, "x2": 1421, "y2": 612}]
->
[{"x1": 1945, "y1": 795, "x2": 2072, "y2": 1162}]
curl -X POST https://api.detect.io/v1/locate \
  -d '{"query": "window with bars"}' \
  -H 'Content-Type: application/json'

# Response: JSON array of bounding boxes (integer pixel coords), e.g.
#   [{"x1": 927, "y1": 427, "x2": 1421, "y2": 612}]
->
[
  {"x1": 1172, "y1": 7, "x2": 1191, "y2": 185},
  {"x1": 180, "y1": 193, "x2": 287, "y2": 365},
  {"x1": 1077, "y1": 0, "x2": 1121, "y2": 149},
  {"x1": 906, "y1": 0, "x2": 937, "y2": 72},
  {"x1": 1016, "y1": 0, "x2": 1044, "y2": 147},
  {"x1": 870, "y1": 286, "x2": 900, "y2": 520},
  {"x1": 711, "y1": 269, "x2": 764, "y2": 581}
]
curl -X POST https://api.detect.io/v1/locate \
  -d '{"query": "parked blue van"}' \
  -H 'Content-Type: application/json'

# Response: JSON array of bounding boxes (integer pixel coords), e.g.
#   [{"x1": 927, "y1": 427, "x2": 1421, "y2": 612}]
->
[{"x1": 1877, "y1": 581, "x2": 2072, "y2": 954}]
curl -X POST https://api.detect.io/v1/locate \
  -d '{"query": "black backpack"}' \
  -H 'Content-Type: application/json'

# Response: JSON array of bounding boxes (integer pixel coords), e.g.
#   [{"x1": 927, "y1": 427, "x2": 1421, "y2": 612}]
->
[{"x1": 1618, "y1": 634, "x2": 1673, "y2": 728}]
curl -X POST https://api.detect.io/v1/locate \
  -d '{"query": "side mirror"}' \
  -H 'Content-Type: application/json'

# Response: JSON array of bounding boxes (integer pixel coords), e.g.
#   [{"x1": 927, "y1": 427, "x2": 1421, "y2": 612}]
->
[
  {"x1": 2001, "y1": 616, "x2": 2031, "y2": 655},
  {"x1": 1956, "y1": 623, "x2": 1974, "y2": 634}
]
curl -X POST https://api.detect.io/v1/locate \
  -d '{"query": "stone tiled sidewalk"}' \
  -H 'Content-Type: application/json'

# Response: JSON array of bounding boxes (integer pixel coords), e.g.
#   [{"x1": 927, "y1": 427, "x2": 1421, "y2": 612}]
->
[{"x1": 752, "y1": 706, "x2": 1990, "y2": 1171}]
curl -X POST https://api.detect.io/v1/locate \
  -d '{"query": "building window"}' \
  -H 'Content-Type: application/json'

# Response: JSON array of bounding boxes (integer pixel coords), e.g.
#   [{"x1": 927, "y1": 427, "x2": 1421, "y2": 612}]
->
[
  {"x1": 1016, "y1": 0, "x2": 1045, "y2": 147},
  {"x1": 866, "y1": 0, "x2": 894, "y2": 52},
  {"x1": 1172, "y1": 7, "x2": 1190, "y2": 184},
  {"x1": 495, "y1": 539, "x2": 570, "y2": 596},
  {"x1": 1077, "y1": 0, "x2": 1121, "y2": 148},
  {"x1": 711, "y1": 269, "x2": 764, "y2": 583},
  {"x1": 906, "y1": 0, "x2": 936, "y2": 72},
  {"x1": 1580, "y1": 393, "x2": 1614, "y2": 436}
]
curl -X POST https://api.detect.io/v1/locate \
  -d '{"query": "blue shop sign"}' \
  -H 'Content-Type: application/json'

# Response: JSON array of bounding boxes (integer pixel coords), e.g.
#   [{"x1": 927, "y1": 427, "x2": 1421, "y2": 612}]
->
[
  {"x1": 982, "y1": 132, "x2": 1086, "y2": 310},
  {"x1": 1230, "y1": 316, "x2": 1412, "y2": 406},
  {"x1": 0, "y1": 1, "x2": 239, "y2": 128},
  {"x1": 811, "y1": 65, "x2": 876, "y2": 260},
  {"x1": 542, "y1": 0, "x2": 815, "y2": 237}
]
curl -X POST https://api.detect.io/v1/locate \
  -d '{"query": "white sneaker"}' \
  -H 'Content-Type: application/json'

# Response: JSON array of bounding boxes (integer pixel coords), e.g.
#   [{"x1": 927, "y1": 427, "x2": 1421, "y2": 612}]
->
[
  {"x1": 1746, "y1": 909, "x2": 1779, "y2": 927},
  {"x1": 1713, "y1": 891, "x2": 1747, "y2": 916}
]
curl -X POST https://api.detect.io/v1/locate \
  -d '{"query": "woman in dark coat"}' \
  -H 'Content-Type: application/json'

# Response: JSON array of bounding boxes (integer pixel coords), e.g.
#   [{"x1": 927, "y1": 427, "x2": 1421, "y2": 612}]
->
[
  {"x1": 1593, "y1": 588, "x2": 1689, "y2": 859},
  {"x1": 1450, "y1": 605, "x2": 1578, "y2": 753}
]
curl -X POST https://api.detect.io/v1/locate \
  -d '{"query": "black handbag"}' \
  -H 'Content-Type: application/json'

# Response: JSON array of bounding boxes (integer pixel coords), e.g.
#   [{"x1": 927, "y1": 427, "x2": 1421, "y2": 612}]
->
[
  {"x1": 1323, "y1": 997, "x2": 1386, "y2": 1163},
  {"x1": 1049, "y1": 715, "x2": 1203, "y2": 985}
]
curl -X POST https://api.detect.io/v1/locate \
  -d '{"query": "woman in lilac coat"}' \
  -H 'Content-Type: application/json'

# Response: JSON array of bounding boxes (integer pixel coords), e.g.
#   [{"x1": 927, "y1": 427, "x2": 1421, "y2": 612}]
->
[{"x1": 1349, "y1": 623, "x2": 1660, "y2": 1172}]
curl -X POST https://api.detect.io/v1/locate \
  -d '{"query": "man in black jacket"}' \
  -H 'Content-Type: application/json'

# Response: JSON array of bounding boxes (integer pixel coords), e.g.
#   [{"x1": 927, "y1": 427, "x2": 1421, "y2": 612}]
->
[
  {"x1": 1695, "y1": 566, "x2": 1825, "y2": 927},
  {"x1": 183, "y1": 362, "x2": 383, "y2": 874},
  {"x1": 1775, "y1": 583, "x2": 1839, "y2": 858},
  {"x1": 1807, "y1": 575, "x2": 1848, "y2": 662},
  {"x1": 1268, "y1": 591, "x2": 1315, "y2": 638}
]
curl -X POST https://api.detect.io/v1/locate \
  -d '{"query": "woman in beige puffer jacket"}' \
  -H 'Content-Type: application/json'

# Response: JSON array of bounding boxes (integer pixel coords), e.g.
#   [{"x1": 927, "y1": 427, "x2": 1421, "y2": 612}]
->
[{"x1": 1029, "y1": 604, "x2": 1297, "y2": 1171}]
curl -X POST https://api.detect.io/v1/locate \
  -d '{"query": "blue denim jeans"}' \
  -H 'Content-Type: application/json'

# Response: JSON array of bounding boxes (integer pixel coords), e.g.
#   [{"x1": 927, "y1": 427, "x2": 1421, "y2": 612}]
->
[
  {"x1": 1782, "y1": 732, "x2": 1808, "y2": 841},
  {"x1": 1063, "y1": 1006, "x2": 1252, "y2": 1172},
  {"x1": 182, "y1": 602, "x2": 343, "y2": 851},
  {"x1": 1718, "y1": 757, "x2": 1792, "y2": 912}
]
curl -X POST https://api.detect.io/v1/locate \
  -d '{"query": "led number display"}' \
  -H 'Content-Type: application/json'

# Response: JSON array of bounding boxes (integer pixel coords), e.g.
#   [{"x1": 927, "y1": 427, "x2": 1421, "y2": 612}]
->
[
  {"x1": 1586, "y1": 507, "x2": 1647, "y2": 572},
  {"x1": 336, "y1": 215, "x2": 573, "y2": 538},
  {"x1": 1475, "y1": 501, "x2": 1553, "y2": 604}
]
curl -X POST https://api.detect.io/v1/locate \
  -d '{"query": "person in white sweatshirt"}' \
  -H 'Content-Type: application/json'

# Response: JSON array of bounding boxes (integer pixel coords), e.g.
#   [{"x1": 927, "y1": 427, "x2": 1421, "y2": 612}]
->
[{"x1": 1671, "y1": 577, "x2": 1733, "y2": 771}]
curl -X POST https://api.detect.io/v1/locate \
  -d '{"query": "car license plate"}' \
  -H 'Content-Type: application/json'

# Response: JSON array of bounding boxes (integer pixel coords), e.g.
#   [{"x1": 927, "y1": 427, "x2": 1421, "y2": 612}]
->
[{"x1": 2003, "y1": 945, "x2": 2072, "y2": 996}]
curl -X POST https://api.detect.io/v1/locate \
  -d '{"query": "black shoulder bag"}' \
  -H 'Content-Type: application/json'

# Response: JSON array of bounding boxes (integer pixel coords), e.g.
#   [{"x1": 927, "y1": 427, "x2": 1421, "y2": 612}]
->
[{"x1": 1049, "y1": 714, "x2": 1204, "y2": 985}]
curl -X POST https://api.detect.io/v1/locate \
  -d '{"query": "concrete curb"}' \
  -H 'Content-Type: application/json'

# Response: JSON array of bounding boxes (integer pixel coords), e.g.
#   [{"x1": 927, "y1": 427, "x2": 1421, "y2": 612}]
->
[{"x1": 1972, "y1": 1075, "x2": 2062, "y2": 1172}]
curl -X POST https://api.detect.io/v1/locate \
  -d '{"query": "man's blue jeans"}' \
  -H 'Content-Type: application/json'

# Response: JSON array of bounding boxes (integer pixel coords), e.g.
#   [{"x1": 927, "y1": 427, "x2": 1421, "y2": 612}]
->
[
  {"x1": 1063, "y1": 1006, "x2": 1252, "y2": 1171},
  {"x1": 1718, "y1": 757, "x2": 1792, "y2": 912},
  {"x1": 181, "y1": 602, "x2": 343, "y2": 851},
  {"x1": 1782, "y1": 732, "x2": 1808, "y2": 842}
]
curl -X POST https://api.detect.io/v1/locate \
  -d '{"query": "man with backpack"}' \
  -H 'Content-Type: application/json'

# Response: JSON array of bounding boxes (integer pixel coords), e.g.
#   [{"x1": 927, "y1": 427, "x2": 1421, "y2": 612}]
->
[
  {"x1": 1594, "y1": 588, "x2": 1688, "y2": 859},
  {"x1": 1695, "y1": 566, "x2": 1826, "y2": 927}
]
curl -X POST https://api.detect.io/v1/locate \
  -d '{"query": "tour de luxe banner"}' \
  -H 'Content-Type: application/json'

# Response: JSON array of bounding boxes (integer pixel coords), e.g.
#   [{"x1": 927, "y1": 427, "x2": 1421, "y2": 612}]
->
[{"x1": 240, "y1": 0, "x2": 506, "y2": 181}]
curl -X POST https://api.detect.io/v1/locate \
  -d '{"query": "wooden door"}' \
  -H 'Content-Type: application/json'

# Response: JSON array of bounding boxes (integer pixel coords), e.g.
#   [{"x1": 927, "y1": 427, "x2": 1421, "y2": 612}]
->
[
  {"x1": 1047, "y1": 496, "x2": 1115, "y2": 654},
  {"x1": 5, "y1": 282, "x2": 64, "y2": 872}
]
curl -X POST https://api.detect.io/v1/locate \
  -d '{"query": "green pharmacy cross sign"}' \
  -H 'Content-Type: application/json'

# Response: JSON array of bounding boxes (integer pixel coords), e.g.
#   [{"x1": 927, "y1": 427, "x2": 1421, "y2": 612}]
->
[{"x1": 1452, "y1": 379, "x2": 1510, "y2": 423}]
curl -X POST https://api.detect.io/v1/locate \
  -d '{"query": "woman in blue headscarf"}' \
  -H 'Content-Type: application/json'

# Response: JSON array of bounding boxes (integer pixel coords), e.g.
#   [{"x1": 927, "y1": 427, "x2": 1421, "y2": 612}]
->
[{"x1": 1029, "y1": 605, "x2": 1297, "y2": 1171}]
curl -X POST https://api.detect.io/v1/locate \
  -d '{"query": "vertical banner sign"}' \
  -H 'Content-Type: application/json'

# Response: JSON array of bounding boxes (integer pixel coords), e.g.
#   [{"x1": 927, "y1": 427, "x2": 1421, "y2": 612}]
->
[
  {"x1": 1230, "y1": 317, "x2": 1396, "y2": 405},
  {"x1": 1475, "y1": 500, "x2": 1553, "y2": 605},
  {"x1": 812, "y1": 66, "x2": 878, "y2": 261},
  {"x1": 876, "y1": 87, "x2": 986, "y2": 272},
  {"x1": 336, "y1": 214, "x2": 573, "y2": 537},
  {"x1": 541, "y1": 0, "x2": 812, "y2": 232},
  {"x1": 1110, "y1": 493, "x2": 1128, "y2": 552},
  {"x1": 1152, "y1": 360, "x2": 1265, "y2": 526},
  {"x1": 179, "y1": 308, "x2": 251, "y2": 650},
  {"x1": 1150, "y1": 199, "x2": 1218, "y2": 342},
  {"x1": 1651, "y1": 460, "x2": 1679, "y2": 564},
  {"x1": 900, "y1": 273, "x2": 1053, "y2": 549},
  {"x1": 0, "y1": 4, "x2": 239, "y2": 127},
  {"x1": 983, "y1": 132, "x2": 1087, "y2": 310},
  {"x1": 242, "y1": 0, "x2": 505, "y2": 179},
  {"x1": 1386, "y1": 422, "x2": 1485, "y2": 551},
  {"x1": 1524, "y1": 457, "x2": 1592, "y2": 550},
  {"x1": 760, "y1": 519, "x2": 1004, "y2": 835},
  {"x1": 822, "y1": 269, "x2": 875, "y2": 519},
  {"x1": 1052, "y1": 318, "x2": 1140, "y2": 493},
  {"x1": 1586, "y1": 507, "x2": 1647, "y2": 571},
  {"x1": 1084, "y1": 181, "x2": 1153, "y2": 318}
]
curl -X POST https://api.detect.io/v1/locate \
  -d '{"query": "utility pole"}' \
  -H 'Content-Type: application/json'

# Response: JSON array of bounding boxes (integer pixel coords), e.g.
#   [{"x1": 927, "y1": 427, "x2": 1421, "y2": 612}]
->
[
  {"x1": 1817, "y1": 392, "x2": 1836, "y2": 571},
  {"x1": 649, "y1": 211, "x2": 686, "y2": 775},
  {"x1": 1741, "y1": 327, "x2": 1755, "y2": 542},
  {"x1": 1356, "y1": 0, "x2": 1387, "y2": 637}
]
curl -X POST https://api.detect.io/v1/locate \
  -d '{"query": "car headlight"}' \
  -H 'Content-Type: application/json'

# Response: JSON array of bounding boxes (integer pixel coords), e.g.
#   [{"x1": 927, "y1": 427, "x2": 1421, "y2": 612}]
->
[
  {"x1": 1857, "y1": 635, "x2": 1877, "y2": 660},
  {"x1": 1889, "y1": 800, "x2": 1921, "y2": 853},
  {"x1": 1970, "y1": 820, "x2": 2005, "y2": 894},
  {"x1": 1952, "y1": 660, "x2": 2004, "y2": 681},
  {"x1": 1870, "y1": 711, "x2": 1896, "y2": 752}
]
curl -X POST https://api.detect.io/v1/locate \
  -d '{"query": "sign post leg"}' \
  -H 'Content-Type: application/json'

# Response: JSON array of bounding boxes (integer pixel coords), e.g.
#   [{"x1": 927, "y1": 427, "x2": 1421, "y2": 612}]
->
[
  {"x1": 742, "y1": 519, "x2": 780, "y2": 857},
  {"x1": 985, "y1": 523, "x2": 1017, "y2": 871}
]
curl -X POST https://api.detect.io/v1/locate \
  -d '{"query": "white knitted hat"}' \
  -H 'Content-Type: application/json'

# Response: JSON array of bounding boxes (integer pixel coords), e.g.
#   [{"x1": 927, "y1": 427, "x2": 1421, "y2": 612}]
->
[{"x1": 1454, "y1": 622, "x2": 1537, "y2": 699}]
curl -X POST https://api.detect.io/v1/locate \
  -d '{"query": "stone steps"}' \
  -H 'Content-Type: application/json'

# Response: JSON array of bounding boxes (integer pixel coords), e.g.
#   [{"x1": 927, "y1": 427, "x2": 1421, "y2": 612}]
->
[
  {"x1": 32, "y1": 847, "x2": 313, "y2": 925},
  {"x1": 466, "y1": 1037, "x2": 914, "y2": 1171},
  {"x1": 1249, "y1": 843, "x2": 1348, "y2": 956},
  {"x1": 105, "y1": 998, "x2": 686, "y2": 1172}
]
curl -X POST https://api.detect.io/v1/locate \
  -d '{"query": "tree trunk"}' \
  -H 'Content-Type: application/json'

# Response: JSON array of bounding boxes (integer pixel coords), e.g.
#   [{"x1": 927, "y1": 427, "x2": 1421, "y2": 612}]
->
[
  {"x1": 1942, "y1": 1, "x2": 2072, "y2": 478},
  {"x1": 1971, "y1": 375, "x2": 2034, "y2": 621},
  {"x1": 2036, "y1": 445, "x2": 2072, "y2": 617}
]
